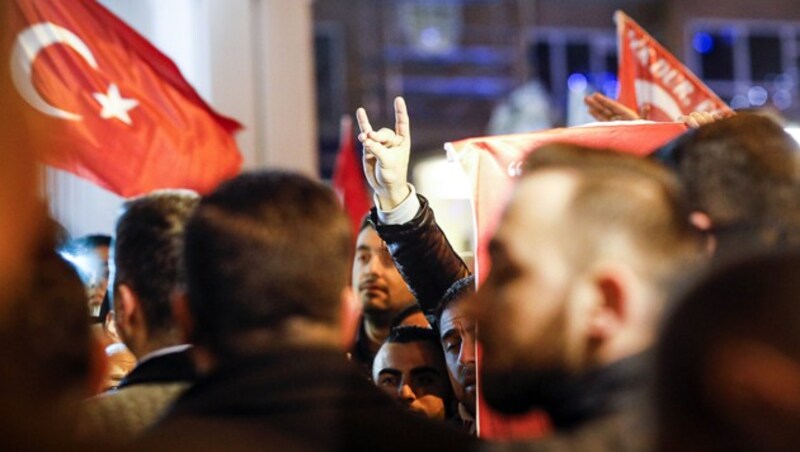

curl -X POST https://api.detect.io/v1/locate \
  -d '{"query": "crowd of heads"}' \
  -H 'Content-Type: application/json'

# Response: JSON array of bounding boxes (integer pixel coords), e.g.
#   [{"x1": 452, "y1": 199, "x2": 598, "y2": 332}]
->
[{"x1": 1, "y1": 102, "x2": 800, "y2": 450}]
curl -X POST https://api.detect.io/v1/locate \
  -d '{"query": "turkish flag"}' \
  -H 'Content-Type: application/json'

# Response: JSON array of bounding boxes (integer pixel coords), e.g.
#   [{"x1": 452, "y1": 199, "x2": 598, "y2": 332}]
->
[
  {"x1": 446, "y1": 121, "x2": 688, "y2": 439},
  {"x1": 332, "y1": 114, "x2": 372, "y2": 238},
  {"x1": 616, "y1": 10, "x2": 732, "y2": 122},
  {"x1": 4, "y1": 0, "x2": 242, "y2": 197}
]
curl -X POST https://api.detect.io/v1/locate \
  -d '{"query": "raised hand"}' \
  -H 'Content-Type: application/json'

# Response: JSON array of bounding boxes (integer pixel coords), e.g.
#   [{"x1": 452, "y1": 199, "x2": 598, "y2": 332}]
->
[
  {"x1": 676, "y1": 110, "x2": 736, "y2": 128},
  {"x1": 356, "y1": 97, "x2": 412, "y2": 210},
  {"x1": 584, "y1": 92, "x2": 643, "y2": 121}
]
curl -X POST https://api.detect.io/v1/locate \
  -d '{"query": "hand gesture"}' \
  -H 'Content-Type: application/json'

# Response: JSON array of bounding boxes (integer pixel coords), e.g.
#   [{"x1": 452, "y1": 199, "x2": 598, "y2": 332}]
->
[
  {"x1": 676, "y1": 110, "x2": 736, "y2": 128},
  {"x1": 356, "y1": 97, "x2": 412, "y2": 210},
  {"x1": 584, "y1": 92, "x2": 645, "y2": 121}
]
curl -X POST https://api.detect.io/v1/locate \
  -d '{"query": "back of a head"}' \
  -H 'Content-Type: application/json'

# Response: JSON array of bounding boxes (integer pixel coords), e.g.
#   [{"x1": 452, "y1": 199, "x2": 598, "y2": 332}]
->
[
  {"x1": 113, "y1": 190, "x2": 199, "y2": 338},
  {"x1": 0, "y1": 220, "x2": 94, "y2": 440},
  {"x1": 526, "y1": 144, "x2": 703, "y2": 292},
  {"x1": 185, "y1": 171, "x2": 352, "y2": 357},
  {"x1": 657, "y1": 252, "x2": 800, "y2": 451},
  {"x1": 654, "y1": 113, "x2": 800, "y2": 226}
]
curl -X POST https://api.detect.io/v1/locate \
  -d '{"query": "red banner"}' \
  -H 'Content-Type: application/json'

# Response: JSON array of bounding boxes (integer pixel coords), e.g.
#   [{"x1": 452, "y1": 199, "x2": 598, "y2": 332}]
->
[
  {"x1": 6, "y1": 0, "x2": 242, "y2": 197},
  {"x1": 447, "y1": 121, "x2": 688, "y2": 439},
  {"x1": 616, "y1": 10, "x2": 731, "y2": 122},
  {"x1": 332, "y1": 115, "x2": 372, "y2": 238}
]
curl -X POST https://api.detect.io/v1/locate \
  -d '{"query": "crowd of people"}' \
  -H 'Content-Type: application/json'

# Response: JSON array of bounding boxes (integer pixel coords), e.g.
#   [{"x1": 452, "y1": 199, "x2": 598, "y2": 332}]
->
[{"x1": 1, "y1": 92, "x2": 800, "y2": 451}]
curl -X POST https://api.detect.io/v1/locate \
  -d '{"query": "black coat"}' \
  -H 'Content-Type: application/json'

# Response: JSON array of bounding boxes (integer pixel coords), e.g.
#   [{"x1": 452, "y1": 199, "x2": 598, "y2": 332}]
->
[
  {"x1": 138, "y1": 347, "x2": 476, "y2": 452},
  {"x1": 370, "y1": 195, "x2": 470, "y2": 314}
]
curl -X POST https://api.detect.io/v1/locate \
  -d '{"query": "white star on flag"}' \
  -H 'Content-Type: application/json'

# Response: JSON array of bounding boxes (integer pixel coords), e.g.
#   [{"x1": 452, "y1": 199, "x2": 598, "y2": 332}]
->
[{"x1": 93, "y1": 83, "x2": 139, "y2": 125}]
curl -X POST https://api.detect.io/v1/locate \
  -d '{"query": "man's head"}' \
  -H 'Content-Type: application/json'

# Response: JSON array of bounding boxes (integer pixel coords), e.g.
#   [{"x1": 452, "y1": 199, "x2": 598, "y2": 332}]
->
[
  {"x1": 436, "y1": 275, "x2": 476, "y2": 416},
  {"x1": 475, "y1": 145, "x2": 702, "y2": 415},
  {"x1": 352, "y1": 218, "x2": 416, "y2": 324},
  {"x1": 184, "y1": 171, "x2": 352, "y2": 363},
  {"x1": 112, "y1": 190, "x2": 199, "y2": 357},
  {"x1": 652, "y1": 113, "x2": 800, "y2": 227},
  {"x1": 657, "y1": 252, "x2": 800, "y2": 451},
  {"x1": 372, "y1": 326, "x2": 452, "y2": 420},
  {"x1": 60, "y1": 234, "x2": 112, "y2": 317}
]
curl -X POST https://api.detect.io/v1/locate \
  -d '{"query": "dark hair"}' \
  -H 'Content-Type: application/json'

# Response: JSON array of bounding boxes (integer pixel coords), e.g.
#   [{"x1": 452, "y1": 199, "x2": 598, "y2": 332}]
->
[
  {"x1": 657, "y1": 251, "x2": 800, "y2": 450},
  {"x1": 651, "y1": 113, "x2": 800, "y2": 226},
  {"x1": 434, "y1": 275, "x2": 474, "y2": 327},
  {"x1": 184, "y1": 171, "x2": 352, "y2": 356},
  {"x1": 359, "y1": 213, "x2": 373, "y2": 233},
  {"x1": 386, "y1": 325, "x2": 440, "y2": 346},
  {"x1": 113, "y1": 190, "x2": 199, "y2": 338}
]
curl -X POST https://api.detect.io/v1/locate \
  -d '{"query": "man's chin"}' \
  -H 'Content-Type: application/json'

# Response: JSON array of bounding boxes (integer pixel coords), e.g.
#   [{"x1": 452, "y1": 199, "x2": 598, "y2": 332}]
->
[{"x1": 481, "y1": 367, "x2": 570, "y2": 415}]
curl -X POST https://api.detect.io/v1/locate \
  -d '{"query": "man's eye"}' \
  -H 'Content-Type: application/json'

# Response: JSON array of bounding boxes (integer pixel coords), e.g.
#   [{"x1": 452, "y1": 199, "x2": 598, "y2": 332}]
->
[
  {"x1": 379, "y1": 376, "x2": 398, "y2": 387},
  {"x1": 357, "y1": 253, "x2": 370, "y2": 265},
  {"x1": 445, "y1": 339, "x2": 461, "y2": 353}
]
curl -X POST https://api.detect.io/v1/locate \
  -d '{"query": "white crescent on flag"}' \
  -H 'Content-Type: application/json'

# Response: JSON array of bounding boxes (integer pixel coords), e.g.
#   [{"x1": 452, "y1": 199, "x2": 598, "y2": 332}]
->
[{"x1": 10, "y1": 22, "x2": 98, "y2": 121}]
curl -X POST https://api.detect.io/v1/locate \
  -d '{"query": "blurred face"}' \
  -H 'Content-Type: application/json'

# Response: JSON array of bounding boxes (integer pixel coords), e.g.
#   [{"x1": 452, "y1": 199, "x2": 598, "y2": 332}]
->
[
  {"x1": 373, "y1": 341, "x2": 450, "y2": 420},
  {"x1": 439, "y1": 301, "x2": 476, "y2": 415},
  {"x1": 71, "y1": 245, "x2": 110, "y2": 316},
  {"x1": 352, "y1": 227, "x2": 415, "y2": 317},
  {"x1": 474, "y1": 173, "x2": 594, "y2": 413}
]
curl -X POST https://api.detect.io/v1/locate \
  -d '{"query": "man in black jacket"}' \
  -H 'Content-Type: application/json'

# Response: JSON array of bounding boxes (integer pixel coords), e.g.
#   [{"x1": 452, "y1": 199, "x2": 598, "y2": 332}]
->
[
  {"x1": 357, "y1": 98, "x2": 704, "y2": 449},
  {"x1": 139, "y1": 171, "x2": 474, "y2": 451},
  {"x1": 82, "y1": 190, "x2": 199, "y2": 442}
]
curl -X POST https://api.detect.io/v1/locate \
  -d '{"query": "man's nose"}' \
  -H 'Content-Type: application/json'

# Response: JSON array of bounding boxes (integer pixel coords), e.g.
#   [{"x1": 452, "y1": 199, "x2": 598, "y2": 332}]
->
[
  {"x1": 459, "y1": 338, "x2": 476, "y2": 366},
  {"x1": 398, "y1": 383, "x2": 416, "y2": 404},
  {"x1": 363, "y1": 256, "x2": 383, "y2": 276}
]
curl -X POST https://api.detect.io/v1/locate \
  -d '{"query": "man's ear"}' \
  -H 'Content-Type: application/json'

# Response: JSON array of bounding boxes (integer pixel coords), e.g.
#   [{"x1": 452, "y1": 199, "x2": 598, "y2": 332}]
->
[
  {"x1": 172, "y1": 291, "x2": 194, "y2": 345},
  {"x1": 586, "y1": 266, "x2": 629, "y2": 344},
  {"x1": 115, "y1": 284, "x2": 141, "y2": 342},
  {"x1": 689, "y1": 211, "x2": 716, "y2": 256},
  {"x1": 339, "y1": 286, "x2": 359, "y2": 351}
]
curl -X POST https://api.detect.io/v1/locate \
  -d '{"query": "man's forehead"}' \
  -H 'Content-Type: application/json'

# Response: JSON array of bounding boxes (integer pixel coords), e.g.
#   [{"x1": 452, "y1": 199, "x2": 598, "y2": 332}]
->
[
  {"x1": 440, "y1": 302, "x2": 473, "y2": 332},
  {"x1": 356, "y1": 227, "x2": 383, "y2": 248}
]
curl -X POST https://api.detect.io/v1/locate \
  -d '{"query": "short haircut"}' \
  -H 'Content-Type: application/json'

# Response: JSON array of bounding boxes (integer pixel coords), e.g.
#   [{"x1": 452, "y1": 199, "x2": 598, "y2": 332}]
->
[
  {"x1": 184, "y1": 171, "x2": 352, "y2": 357},
  {"x1": 359, "y1": 213, "x2": 373, "y2": 233},
  {"x1": 656, "y1": 251, "x2": 800, "y2": 449},
  {"x1": 651, "y1": 113, "x2": 800, "y2": 226},
  {"x1": 525, "y1": 144, "x2": 702, "y2": 291},
  {"x1": 113, "y1": 190, "x2": 199, "y2": 338},
  {"x1": 434, "y1": 275, "x2": 474, "y2": 327},
  {"x1": 386, "y1": 325, "x2": 441, "y2": 347}
]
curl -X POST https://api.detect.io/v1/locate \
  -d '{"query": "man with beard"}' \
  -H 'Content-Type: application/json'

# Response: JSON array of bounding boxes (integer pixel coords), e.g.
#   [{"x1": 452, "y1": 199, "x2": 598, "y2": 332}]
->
[
  {"x1": 350, "y1": 217, "x2": 418, "y2": 374},
  {"x1": 357, "y1": 98, "x2": 703, "y2": 449}
]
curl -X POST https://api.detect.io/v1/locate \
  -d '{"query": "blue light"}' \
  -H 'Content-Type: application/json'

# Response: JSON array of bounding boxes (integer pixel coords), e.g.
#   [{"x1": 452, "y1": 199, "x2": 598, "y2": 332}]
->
[
  {"x1": 567, "y1": 73, "x2": 588, "y2": 93},
  {"x1": 693, "y1": 32, "x2": 714, "y2": 54}
]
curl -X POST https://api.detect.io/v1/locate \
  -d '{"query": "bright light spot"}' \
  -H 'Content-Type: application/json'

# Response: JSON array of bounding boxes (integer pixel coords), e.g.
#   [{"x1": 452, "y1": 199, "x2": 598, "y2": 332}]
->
[
  {"x1": 773, "y1": 90, "x2": 793, "y2": 110},
  {"x1": 730, "y1": 94, "x2": 749, "y2": 109},
  {"x1": 419, "y1": 27, "x2": 444, "y2": 50},
  {"x1": 785, "y1": 126, "x2": 800, "y2": 145},
  {"x1": 567, "y1": 73, "x2": 588, "y2": 93},
  {"x1": 747, "y1": 86, "x2": 769, "y2": 107},
  {"x1": 693, "y1": 32, "x2": 714, "y2": 54}
]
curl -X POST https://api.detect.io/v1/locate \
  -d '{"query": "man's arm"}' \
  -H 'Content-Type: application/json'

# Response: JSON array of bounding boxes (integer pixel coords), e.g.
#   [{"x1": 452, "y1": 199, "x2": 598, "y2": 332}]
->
[{"x1": 357, "y1": 98, "x2": 470, "y2": 312}]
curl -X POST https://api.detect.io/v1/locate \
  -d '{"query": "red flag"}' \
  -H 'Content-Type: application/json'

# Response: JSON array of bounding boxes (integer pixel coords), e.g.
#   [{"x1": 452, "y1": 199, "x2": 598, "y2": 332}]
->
[
  {"x1": 447, "y1": 121, "x2": 688, "y2": 440},
  {"x1": 332, "y1": 114, "x2": 371, "y2": 237},
  {"x1": 616, "y1": 10, "x2": 732, "y2": 122},
  {"x1": 5, "y1": 0, "x2": 242, "y2": 196}
]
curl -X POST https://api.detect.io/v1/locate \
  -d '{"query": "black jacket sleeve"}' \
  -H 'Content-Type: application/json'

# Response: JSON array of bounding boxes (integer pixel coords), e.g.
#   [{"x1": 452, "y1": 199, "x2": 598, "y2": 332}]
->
[{"x1": 371, "y1": 195, "x2": 471, "y2": 314}]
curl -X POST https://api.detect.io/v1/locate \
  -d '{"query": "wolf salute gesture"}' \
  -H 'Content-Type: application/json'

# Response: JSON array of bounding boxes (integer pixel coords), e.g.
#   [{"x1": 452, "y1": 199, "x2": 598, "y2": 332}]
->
[{"x1": 356, "y1": 97, "x2": 412, "y2": 210}]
